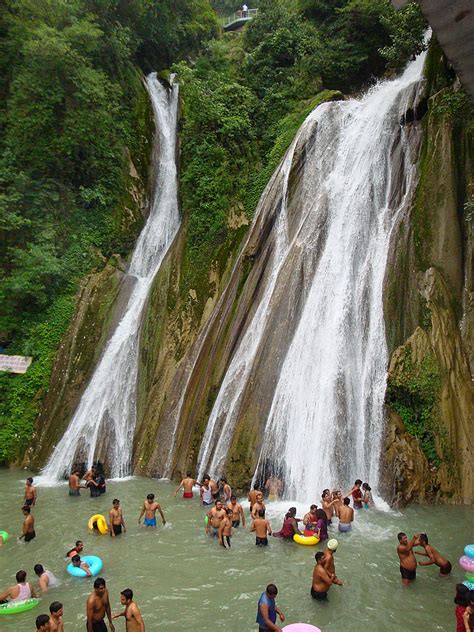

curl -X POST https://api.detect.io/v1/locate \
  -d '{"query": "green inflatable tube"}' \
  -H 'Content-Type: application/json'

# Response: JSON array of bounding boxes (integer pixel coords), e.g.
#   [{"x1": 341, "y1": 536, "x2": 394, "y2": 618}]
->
[
  {"x1": 204, "y1": 515, "x2": 209, "y2": 526},
  {"x1": 0, "y1": 530, "x2": 9, "y2": 542},
  {"x1": 0, "y1": 598, "x2": 40, "y2": 615}
]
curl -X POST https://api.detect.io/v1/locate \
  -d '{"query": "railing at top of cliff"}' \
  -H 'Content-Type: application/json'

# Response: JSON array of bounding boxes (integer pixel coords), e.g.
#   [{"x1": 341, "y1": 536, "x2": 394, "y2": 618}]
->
[{"x1": 222, "y1": 8, "x2": 258, "y2": 31}]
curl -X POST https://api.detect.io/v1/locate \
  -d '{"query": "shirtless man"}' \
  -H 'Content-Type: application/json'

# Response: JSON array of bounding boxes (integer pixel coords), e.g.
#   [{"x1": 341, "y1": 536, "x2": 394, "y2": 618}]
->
[
  {"x1": 138, "y1": 494, "x2": 166, "y2": 528},
  {"x1": 24, "y1": 477, "x2": 37, "y2": 506},
  {"x1": 218, "y1": 477, "x2": 232, "y2": 502},
  {"x1": 251, "y1": 508, "x2": 272, "y2": 546},
  {"x1": 415, "y1": 533, "x2": 452, "y2": 575},
  {"x1": 321, "y1": 489, "x2": 338, "y2": 524},
  {"x1": 219, "y1": 508, "x2": 233, "y2": 548},
  {"x1": 72, "y1": 555, "x2": 92, "y2": 577},
  {"x1": 174, "y1": 471, "x2": 199, "y2": 499},
  {"x1": 0, "y1": 569, "x2": 36, "y2": 603},
  {"x1": 36, "y1": 614, "x2": 51, "y2": 631},
  {"x1": 206, "y1": 500, "x2": 226, "y2": 538},
  {"x1": 247, "y1": 486, "x2": 260, "y2": 511},
  {"x1": 311, "y1": 551, "x2": 341, "y2": 600},
  {"x1": 68, "y1": 470, "x2": 85, "y2": 496},
  {"x1": 322, "y1": 539, "x2": 343, "y2": 586},
  {"x1": 337, "y1": 497, "x2": 354, "y2": 533},
  {"x1": 251, "y1": 491, "x2": 266, "y2": 519},
  {"x1": 264, "y1": 476, "x2": 282, "y2": 501},
  {"x1": 200, "y1": 478, "x2": 214, "y2": 506},
  {"x1": 86, "y1": 577, "x2": 115, "y2": 632},
  {"x1": 34, "y1": 564, "x2": 58, "y2": 592},
  {"x1": 227, "y1": 495, "x2": 246, "y2": 528},
  {"x1": 49, "y1": 601, "x2": 64, "y2": 632},
  {"x1": 113, "y1": 589, "x2": 145, "y2": 631},
  {"x1": 19, "y1": 505, "x2": 35, "y2": 542},
  {"x1": 66, "y1": 540, "x2": 84, "y2": 558},
  {"x1": 397, "y1": 532, "x2": 420, "y2": 585},
  {"x1": 109, "y1": 499, "x2": 127, "y2": 538},
  {"x1": 208, "y1": 477, "x2": 219, "y2": 500}
]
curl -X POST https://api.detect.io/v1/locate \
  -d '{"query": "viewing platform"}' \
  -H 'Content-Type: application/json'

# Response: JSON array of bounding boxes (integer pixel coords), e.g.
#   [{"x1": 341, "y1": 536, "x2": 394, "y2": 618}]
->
[{"x1": 223, "y1": 8, "x2": 258, "y2": 32}]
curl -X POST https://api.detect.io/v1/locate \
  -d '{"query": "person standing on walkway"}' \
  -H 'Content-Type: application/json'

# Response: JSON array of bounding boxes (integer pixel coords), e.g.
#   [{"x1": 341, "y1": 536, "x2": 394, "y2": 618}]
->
[{"x1": 256, "y1": 584, "x2": 285, "y2": 632}]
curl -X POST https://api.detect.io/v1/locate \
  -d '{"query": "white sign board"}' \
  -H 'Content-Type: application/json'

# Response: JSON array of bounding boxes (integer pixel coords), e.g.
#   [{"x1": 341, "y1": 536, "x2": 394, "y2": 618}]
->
[{"x1": 0, "y1": 355, "x2": 33, "y2": 374}]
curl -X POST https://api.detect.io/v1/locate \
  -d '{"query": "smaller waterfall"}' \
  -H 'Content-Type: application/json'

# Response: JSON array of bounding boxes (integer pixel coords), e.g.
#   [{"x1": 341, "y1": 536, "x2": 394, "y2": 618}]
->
[{"x1": 40, "y1": 74, "x2": 180, "y2": 482}]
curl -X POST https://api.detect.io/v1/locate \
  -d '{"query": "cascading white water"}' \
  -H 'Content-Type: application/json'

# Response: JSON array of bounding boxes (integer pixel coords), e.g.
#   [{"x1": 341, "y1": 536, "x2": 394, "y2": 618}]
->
[
  {"x1": 40, "y1": 74, "x2": 180, "y2": 482},
  {"x1": 197, "y1": 54, "x2": 426, "y2": 499}
]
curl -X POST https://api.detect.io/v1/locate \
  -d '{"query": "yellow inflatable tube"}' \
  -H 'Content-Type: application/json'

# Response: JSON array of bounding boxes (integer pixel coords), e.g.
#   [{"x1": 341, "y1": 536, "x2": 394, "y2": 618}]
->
[
  {"x1": 293, "y1": 534, "x2": 319, "y2": 546},
  {"x1": 88, "y1": 514, "x2": 108, "y2": 535}
]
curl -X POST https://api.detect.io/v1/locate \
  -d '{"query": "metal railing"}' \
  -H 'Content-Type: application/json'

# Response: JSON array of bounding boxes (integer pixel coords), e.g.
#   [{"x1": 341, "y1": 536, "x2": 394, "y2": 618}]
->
[{"x1": 222, "y1": 8, "x2": 258, "y2": 28}]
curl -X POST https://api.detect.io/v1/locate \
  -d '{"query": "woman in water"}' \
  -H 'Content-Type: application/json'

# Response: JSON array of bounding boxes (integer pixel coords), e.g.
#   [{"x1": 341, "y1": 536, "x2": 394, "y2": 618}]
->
[
  {"x1": 362, "y1": 483, "x2": 374, "y2": 509},
  {"x1": 314, "y1": 509, "x2": 329, "y2": 541},
  {"x1": 454, "y1": 583, "x2": 469, "y2": 632},
  {"x1": 273, "y1": 507, "x2": 302, "y2": 539}
]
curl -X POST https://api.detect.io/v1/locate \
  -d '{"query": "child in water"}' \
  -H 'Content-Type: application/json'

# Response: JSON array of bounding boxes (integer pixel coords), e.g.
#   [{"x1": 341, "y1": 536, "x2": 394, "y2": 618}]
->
[{"x1": 362, "y1": 483, "x2": 374, "y2": 509}]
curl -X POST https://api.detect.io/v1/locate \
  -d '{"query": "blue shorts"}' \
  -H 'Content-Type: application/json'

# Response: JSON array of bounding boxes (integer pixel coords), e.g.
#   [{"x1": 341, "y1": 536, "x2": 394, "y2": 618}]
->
[{"x1": 144, "y1": 517, "x2": 157, "y2": 527}]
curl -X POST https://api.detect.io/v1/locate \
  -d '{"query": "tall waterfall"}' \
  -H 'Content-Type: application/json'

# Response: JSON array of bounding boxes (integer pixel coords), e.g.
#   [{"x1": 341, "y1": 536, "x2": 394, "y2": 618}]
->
[
  {"x1": 197, "y1": 55, "x2": 426, "y2": 500},
  {"x1": 40, "y1": 74, "x2": 180, "y2": 482}
]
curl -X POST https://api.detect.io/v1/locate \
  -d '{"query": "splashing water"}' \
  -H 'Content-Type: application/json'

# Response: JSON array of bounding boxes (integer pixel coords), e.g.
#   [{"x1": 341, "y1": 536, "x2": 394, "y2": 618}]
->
[
  {"x1": 39, "y1": 74, "x2": 180, "y2": 483},
  {"x1": 197, "y1": 54, "x2": 426, "y2": 501}
]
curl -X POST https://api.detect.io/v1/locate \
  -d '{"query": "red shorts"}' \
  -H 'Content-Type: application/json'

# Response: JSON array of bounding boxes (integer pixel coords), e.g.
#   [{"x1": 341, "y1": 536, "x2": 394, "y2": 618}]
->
[{"x1": 183, "y1": 492, "x2": 193, "y2": 499}]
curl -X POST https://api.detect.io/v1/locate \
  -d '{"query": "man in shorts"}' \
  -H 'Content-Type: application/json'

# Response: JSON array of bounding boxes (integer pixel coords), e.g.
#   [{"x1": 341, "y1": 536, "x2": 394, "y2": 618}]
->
[
  {"x1": 109, "y1": 499, "x2": 127, "y2": 538},
  {"x1": 24, "y1": 477, "x2": 37, "y2": 506},
  {"x1": 174, "y1": 471, "x2": 199, "y2": 499},
  {"x1": 86, "y1": 577, "x2": 115, "y2": 632},
  {"x1": 20, "y1": 505, "x2": 35, "y2": 542},
  {"x1": 138, "y1": 494, "x2": 166, "y2": 528},
  {"x1": 415, "y1": 533, "x2": 452, "y2": 575},
  {"x1": 227, "y1": 495, "x2": 246, "y2": 528},
  {"x1": 397, "y1": 532, "x2": 420, "y2": 584},
  {"x1": 205, "y1": 500, "x2": 226, "y2": 538},
  {"x1": 251, "y1": 509, "x2": 272, "y2": 546}
]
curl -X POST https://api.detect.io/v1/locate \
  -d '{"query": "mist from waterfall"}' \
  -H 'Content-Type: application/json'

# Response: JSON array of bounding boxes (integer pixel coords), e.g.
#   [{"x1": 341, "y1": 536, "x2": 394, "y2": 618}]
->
[
  {"x1": 40, "y1": 74, "x2": 180, "y2": 482},
  {"x1": 197, "y1": 54, "x2": 426, "y2": 500}
]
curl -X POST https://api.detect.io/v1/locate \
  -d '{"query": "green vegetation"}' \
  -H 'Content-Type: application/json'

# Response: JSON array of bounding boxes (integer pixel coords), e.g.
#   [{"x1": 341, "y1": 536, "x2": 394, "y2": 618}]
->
[
  {"x1": 386, "y1": 350, "x2": 441, "y2": 465},
  {"x1": 0, "y1": 0, "x2": 427, "y2": 464},
  {"x1": 0, "y1": 0, "x2": 218, "y2": 463}
]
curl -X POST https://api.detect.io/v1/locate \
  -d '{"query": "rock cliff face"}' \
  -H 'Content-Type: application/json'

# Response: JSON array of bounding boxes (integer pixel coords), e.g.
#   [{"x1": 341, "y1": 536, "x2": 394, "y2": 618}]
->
[{"x1": 382, "y1": 45, "x2": 474, "y2": 505}]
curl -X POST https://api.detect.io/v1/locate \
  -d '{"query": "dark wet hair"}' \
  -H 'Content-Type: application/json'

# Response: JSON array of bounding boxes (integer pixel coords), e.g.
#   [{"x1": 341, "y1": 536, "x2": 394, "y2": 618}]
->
[
  {"x1": 34, "y1": 564, "x2": 44, "y2": 575},
  {"x1": 16, "y1": 570, "x2": 27, "y2": 583},
  {"x1": 469, "y1": 590, "x2": 474, "y2": 603},
  {"x1": 226, "y1": 508, "x2": 233, "y2": 515},
  {"x1": 113, "y1": 498, "x2": 120, "y2": 504},
  {"x1": 344, "y1": 497, "x2": 350, "y2": 506},
  {"x1": 121, "y1": 588, "x2": 133, "y2": 601},
  {"x1": 266, "y1": 584, "x2": 278, "y2": 596},
  {"x1": 22, "y1": 505, "x2": 31, "y2": 513},
  {"x1": 36, "y1": 614, "x2": 50, "y2": 629},
  {"x1": 258, "y1": 508, "x2": 265, "y2": 517},
  {"x1": 72, "y1": 555, "x2": 81, "y2": 563},
  {"x1": 355, "y1": 479, "x2": 362, "y2": 486},
  {"x1": 27, "y1": 477, "x2": 33, "y2": 484},
  {"x1": 310, "y1": 504, "x2": 317, "y2": 511},
  {"x1": 76, "y1": 540, "x2": 83, "y2": 547},
  {"x1": 362, "y1": 482, "x2": 371, "y2": 491},
  {"x1": 315, "y1": 551, "x2": 324, "y2": 563},
  {"x1": 286, "y1": 507, "x2": 297, "y2": 517},
  {"x1": 454, "y1": 584, "x2": 469, "y2": 606},
  {"x1": 322, "y1": 488, "x2": 330, "y2": 498},
  {"x1": 94, "y1": 577, "x2": 106, "y2": 588},
  {"x1": 397, "y1": 532, "x2": 406, "y2": 541},
  {"x1": 315, "y1": 509, "x2": 327, "y2": 523},
  {"x1": 230, "y1": 495, "x2": 237, "y2": 500},
  {"x1": 147, "y1": 494, "x2": 155, "y2": 500},
  {"x1": 419, "y1": 533, "x2": 428, "y2": 544},
  {"x1": 186, "y1": 471, "x2": 192, "y2": 477},
  {"x1": 49, "y1": 601, "x2": 63, "y2": 614},
  {"x1": 220, "y1": 477, "x2": 227, "y2": 483}
]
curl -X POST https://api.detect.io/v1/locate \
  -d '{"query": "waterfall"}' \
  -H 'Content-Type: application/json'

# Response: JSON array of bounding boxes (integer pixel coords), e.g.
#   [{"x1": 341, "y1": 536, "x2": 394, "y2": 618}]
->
[
  {"x1": 40, "y1": 74, "x2": 180, "y2": 482},
  {"x1": 197, "y1": 54, "x2": 426, "y2": 500}
]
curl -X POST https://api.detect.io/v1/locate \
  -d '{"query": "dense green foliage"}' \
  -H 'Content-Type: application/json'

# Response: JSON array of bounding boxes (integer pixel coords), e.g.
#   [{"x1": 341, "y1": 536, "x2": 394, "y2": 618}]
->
[
  {"x1": 0, "y1": 0, "x2": 217, "y2": 463},
  {"x1": 386, "y1": 352, "x2": 441, "y2": 465}
]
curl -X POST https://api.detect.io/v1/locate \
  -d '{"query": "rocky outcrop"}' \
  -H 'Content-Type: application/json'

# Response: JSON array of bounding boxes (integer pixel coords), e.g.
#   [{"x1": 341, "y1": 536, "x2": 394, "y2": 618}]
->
[{"x1": 382, "y1": 47, "x2": 474, "y2": 505}]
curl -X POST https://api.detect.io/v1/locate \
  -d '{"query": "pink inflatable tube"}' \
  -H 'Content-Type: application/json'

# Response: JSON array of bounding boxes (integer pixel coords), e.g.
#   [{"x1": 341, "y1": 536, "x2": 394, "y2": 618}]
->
[
  {"x1": 459, "y1": 556, "x2": 474, "y2": 572},
  {"x1": 283, "y1": 625, "x2": 322, "y2": 632}
]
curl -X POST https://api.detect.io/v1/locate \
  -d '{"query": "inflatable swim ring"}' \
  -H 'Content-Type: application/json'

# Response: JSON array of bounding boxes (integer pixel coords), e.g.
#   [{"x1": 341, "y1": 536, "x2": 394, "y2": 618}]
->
[
  {"x1": 465, "y1": 571, "x2": 474, "y2": 582},
  {"x1": 88, "y1": 514, "x2": 108, "y2": 535},
  {"x1": 0, "y1": 599, "x2": 40, "y2": 615},
  {"x1": 0, "y1": 530, "x2": 9, "y2": 542},
  {"x1": 283, "y1": 624, "x2": 322, "y2": 632},
  {"x1": 293, "y1": 534, "x2": 320, "y2": 546},
  {"x1": 464, "y1": 544, "x2": 474, "y2": 559},
  {"x1": 67, "y1": 555, "x2": 103, "y2": 578},
  {"x1": 463, "y1": 580, "x2": 474, "y2": 590},
  {"x1": 460, "y1": 555, "x2": 474, "y2": 573},
  {"x1": 204, "y1": 515, "x2": 208, "y2": 526}
]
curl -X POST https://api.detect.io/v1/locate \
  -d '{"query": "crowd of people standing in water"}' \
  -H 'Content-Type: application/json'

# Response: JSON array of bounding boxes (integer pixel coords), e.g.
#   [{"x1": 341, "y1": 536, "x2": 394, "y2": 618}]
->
[{"x1": 1, "y1": 469, "x2": 473, "y2": 631}]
